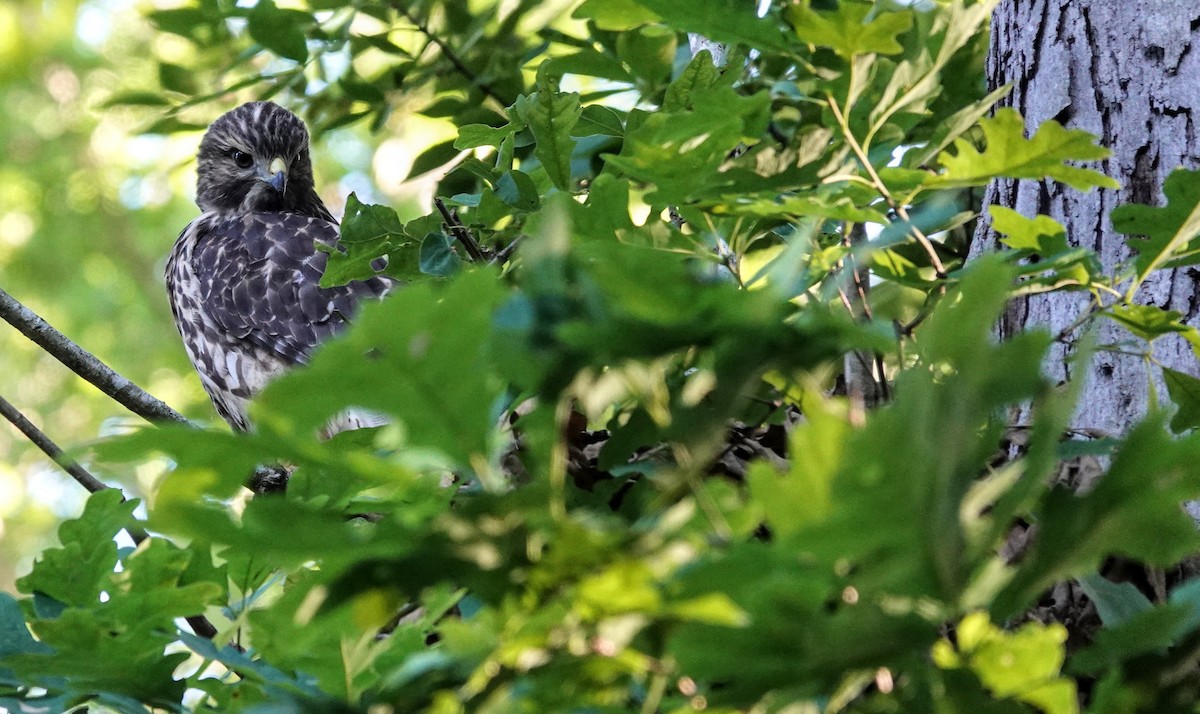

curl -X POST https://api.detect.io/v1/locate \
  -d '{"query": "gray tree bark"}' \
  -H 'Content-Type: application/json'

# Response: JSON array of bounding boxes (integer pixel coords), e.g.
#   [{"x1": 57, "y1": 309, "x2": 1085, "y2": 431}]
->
[{"x1": 970, "y1": 0, "x2": 1200, "y2": 435}]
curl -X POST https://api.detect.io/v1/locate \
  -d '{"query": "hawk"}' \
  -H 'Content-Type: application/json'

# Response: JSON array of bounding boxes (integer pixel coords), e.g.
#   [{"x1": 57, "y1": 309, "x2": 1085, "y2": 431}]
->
[{"x1": 166, "y1": 101, "x2": 393, "y2": 433}]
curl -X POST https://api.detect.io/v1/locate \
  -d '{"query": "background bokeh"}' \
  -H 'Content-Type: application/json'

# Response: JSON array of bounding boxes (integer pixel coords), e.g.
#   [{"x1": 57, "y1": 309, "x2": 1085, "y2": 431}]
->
[{"x1": 0, "y1": 0, "x2": 444, "y2": 590}]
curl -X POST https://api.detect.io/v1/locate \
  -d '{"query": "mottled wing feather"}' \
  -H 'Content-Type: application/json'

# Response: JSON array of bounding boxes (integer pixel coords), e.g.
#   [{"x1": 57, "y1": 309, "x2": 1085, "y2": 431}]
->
[
  {"x1": 194, "y1": 213, "x2": 392, "y2": 365},
  {"x1": 166, "y1": 211, "x2": 394, "y2": 430}
]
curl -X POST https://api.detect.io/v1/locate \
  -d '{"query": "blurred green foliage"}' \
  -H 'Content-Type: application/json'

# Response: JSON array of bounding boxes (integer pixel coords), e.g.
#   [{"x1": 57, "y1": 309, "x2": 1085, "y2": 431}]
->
[
  {"x1": 5, "y1": 0, "x2": 1200, "y2": 712},
  {"x1": 0, "y1": 0, "x2": 203, "y2": 590}
]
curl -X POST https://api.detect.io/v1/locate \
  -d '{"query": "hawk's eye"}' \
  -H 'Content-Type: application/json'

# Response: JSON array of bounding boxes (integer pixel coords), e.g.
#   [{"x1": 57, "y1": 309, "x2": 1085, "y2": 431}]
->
[{"x1": 230, "y1": 150, "x2": 253, "y2": 169}]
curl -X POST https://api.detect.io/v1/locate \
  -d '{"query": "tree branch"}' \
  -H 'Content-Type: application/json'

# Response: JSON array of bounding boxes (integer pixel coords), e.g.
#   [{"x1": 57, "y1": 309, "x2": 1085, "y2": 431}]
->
[
  {"x1": 435, "y1": 197, "x2": 488, "y2": 262},
  {"x1": 0, "y1": 286, "x2": 189, "y2": 425},
  {"x1": 0, "y1": 394, "x2": 109, "y2": 494}
]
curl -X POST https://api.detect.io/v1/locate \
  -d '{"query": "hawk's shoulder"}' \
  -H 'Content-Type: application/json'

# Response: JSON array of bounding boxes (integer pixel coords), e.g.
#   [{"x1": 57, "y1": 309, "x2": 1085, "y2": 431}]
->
[{"x1": 167, "y1": 211, "x2": 395, "y2": 367}]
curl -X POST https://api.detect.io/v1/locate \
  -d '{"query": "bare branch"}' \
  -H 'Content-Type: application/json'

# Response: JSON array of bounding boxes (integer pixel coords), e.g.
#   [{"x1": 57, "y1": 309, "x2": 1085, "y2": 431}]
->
[
  {"x1": 492, "y1": 236, "x2": 521, "y2": 266},
  {"x1": 0, "y1": 393, "x2": 109, "y2": 494},
  {"x1": 0, "y1": 286, "x2": 189, "y2": 425},
  {"x1": 434, "y1": 198, "x2": 488, "y2": 263}
]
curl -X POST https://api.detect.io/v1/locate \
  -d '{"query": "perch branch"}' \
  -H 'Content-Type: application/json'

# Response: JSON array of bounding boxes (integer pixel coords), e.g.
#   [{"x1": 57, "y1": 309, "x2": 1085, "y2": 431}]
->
[{"x1": 0, "y1": 286, "x2": 188, "y2": 425}]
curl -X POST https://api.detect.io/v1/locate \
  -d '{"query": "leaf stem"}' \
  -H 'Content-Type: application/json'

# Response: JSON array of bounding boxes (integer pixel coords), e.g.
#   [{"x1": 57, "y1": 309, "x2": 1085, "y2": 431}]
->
[{"x1": 825, "y1": 93, "x2": 949, "y2": 279}]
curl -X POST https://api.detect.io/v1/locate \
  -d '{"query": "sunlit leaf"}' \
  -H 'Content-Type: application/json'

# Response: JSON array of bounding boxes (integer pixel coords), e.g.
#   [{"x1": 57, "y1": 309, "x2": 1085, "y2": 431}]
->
[
  {"x1": 1112, "y1": 167, "x2": 1200, "y2": 280},
  {"x1": 1164, "y1": 367, "x2": 1200, "y2": 433},
  {"x1": 934, "y1": 108, "x2": 1118, "y2": 191},
  {"x1": 514, "y1": 83, "x2": 581, "y2": 191},
  {"x1": 786, "y1": 2, "x2": 913, "y2": 60},
  {"x1": 247, "y1": 0, "x2": 311, "y2": 62},
  {"x1": 633, "y1": 0, "x2": 791, "y2": 50}
]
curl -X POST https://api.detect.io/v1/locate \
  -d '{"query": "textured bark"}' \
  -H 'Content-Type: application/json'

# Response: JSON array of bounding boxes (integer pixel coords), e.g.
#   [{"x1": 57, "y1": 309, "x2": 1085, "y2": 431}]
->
[{"x1": 971, "y1": 0, "x2": 1200, "y2": 435}]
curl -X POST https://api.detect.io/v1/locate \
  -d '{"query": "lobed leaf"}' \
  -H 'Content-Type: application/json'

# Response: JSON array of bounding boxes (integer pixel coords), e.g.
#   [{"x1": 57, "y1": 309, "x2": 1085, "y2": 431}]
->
[{"x1": 934, "y1": 108, "x2": 1118, "y2": 191}]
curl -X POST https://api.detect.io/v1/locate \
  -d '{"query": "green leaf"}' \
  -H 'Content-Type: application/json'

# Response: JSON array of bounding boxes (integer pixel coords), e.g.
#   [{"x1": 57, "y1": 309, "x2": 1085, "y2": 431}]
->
[
  {"x1": 724, "y1": 193, "x2": 888, "y2": 224},
  {"x1": 605, "y1": 87, "x2": 770, "y2": 203},
  {"x1": 1073, "y1": 579, "x2": 1200, "y2": 674},
  {"x1": 8, "y1": 609, "x2": 190, "y2": 703},
  {"x1": 912, "y1": 85, "x2": 1012, "y2": 167},
  {"x1": 247, "y1": 0, "x2": 311, "y2": 62},
  {"x1": 1106, "y1": 304, "x2": 1194, "y2": 342},
  {"x1": 494, "y1": 170, "x2": 540, "y2": 210},
  {"x1": 178, "y1": 630, "x2": 332, "y2": 701},
  {"x1": 157, "y1": 62, "x2": 197, "y2": 94},
  {"x1": 934, "y1": 108, "x2": 1118, "y2": 191},
  {"x1": 258, "y1": 270, "x2": 507, "y2": 468},
  {"x1": 1077, "y1": 574, "x2": 1153, "y2": 627},
  {"x1": 633, "y1": 0, "x2": 790, "y2": 51},
  {"x1": 1164, "y1": 367, "x2": 1200, "y2": 433},
  {"x1": 573, "y1": 0, "x2": 661, "y2": 30},
  {"x1": 996, "y1": 416, "x2": 1200, "y2": 615},
  {"x1": 326, "y1": 193, "x2": 415, "y2": 286},
  {"x1": 101, "y1": 90, "x2": 171, "y2": 108},
  {"x1": 147, "y1": 7, "x2": 217, "y2": 40},
  {"x1": 1112, "y1": 167, "x2": 1200, "y2": 283},
  {"x1": 514, "y1": 83, "x2": 581, "y2": 192},
  {"x1": 989, "y1": 205, "x2": 1069, "y2": 255},
  {"x1": 0, "y1": 594, "x2": 49, "y2": 665},
  {"x1": 16, "y1": 490, "x2": 134, "y2": 606},
  {"x1": 786, "y1": 3, "x2": 913, "y2": 60},
  {"x1": 571, "y1": 105, "x2": 624, "y2": 137},
  {"x1": 544, "y1": 50, "x2": 633, "y2": 83},
  {"x1": 663, "y1": 50, "x2": 721, "y2": 112},
  {"x1": 95, "y1": 424, "x2": 275, "y2": 502},
  {"x1": 934, "y1": 612, "x2": 1077, "y2": 714},
  {"x1": 418, "y1": 232, "x2": 462, "y2": 277},
  {"x1": 577, "y1": 560, "x2": 661, "y2": 617},
  {"x1": 342, "y1": 192, "x2": 403, "y2": 243},
  {"x1": 455, "y1": 121, "x2": 523, "y2": 150},
  {"x1": 408, "y1": 140, "x2": 460, "y2": 178},
  {"x1": 616, "y1": 25, "x2": 676, "y2": 83},
  {"x1": 747, "y1": 398, "x2": 850, "y2": 538}
]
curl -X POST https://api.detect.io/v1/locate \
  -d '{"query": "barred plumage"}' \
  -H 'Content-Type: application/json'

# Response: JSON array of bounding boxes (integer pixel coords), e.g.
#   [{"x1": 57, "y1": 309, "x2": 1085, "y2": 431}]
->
[{"x1": 166, "y1": 101, "x2": 392, "y2": 431}]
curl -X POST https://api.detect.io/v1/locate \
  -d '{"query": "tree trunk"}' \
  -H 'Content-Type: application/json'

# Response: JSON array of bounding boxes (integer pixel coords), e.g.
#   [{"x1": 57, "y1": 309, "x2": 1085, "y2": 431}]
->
[{"x1": 970, "y1": 0, "x2": 1200, "y2": 435}]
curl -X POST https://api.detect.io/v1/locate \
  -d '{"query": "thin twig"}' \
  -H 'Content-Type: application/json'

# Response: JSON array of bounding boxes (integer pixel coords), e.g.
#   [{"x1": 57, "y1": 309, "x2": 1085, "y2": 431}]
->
[
  {"x1": 0, "y1": 286, "x2": 189, "y2": 425},
  {"x1": 0, "y1": 394, "x2": 109, "y2": 494},
  {"x1": 393, "y1": 4, "x2": 514, "y2": 108},
  {"x1": 843, "y1": 225, "x2": 891, "y2": 402},
  {"x1": 493, "y1": 236, "x2": 522, "y2": 265},
  {"x1": 434, "y1": 198, "x2": 487, "y2": 262},
  {"x1": 825, "y1": 93, "x2": 949, "y2": 280}
]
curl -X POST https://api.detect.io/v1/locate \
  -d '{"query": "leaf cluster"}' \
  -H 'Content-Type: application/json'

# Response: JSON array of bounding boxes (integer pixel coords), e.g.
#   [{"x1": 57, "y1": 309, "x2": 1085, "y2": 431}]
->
[{"x1": 11, "y1": 1, "x2": 1200, "y2": 712}]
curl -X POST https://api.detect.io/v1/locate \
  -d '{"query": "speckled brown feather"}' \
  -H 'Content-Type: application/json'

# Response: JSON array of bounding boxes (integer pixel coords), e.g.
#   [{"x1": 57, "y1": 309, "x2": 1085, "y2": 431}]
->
[{"x1": 166, "y1": 102, "x2": 394, "y2": 431}]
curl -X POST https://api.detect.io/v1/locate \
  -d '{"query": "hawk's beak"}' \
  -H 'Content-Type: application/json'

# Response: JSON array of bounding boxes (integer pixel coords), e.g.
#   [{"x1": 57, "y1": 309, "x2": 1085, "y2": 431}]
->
[{"x1": 263, "y1": 157, "x2": 287, "y2": 193}]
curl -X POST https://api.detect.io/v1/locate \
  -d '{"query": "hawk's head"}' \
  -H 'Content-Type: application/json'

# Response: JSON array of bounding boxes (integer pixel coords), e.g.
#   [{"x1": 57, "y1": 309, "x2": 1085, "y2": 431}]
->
[{"x1": 195, "y1": 101, "x2": 328, "y2": 218}]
